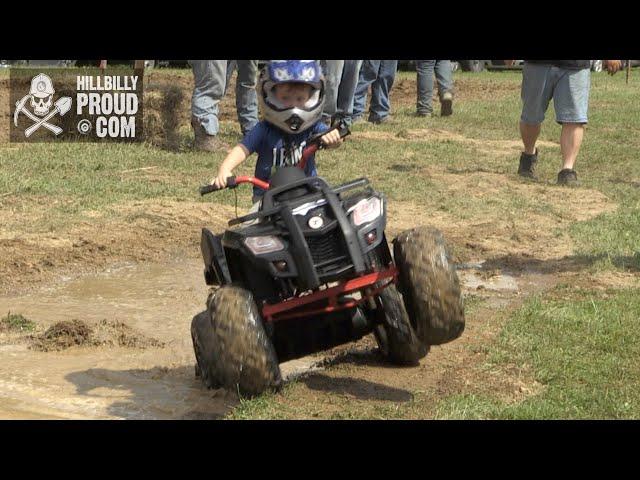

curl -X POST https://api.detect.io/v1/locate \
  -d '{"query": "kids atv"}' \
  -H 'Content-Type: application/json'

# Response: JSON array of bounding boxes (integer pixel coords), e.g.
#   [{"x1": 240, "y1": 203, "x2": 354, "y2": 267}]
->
[{"x1": 191, "y1": 123, "x2": 465, "y2": 397}]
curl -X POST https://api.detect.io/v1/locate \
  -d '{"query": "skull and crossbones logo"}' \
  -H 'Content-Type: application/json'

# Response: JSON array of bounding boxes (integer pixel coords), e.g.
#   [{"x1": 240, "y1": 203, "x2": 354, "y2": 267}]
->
[{"x1": 14, "y1": 73, "x2": 72, "y2": 138}]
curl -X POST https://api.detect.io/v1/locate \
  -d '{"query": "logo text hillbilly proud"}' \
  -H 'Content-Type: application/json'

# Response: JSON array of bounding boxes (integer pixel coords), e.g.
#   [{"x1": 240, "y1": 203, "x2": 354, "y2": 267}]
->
[
  {"x1": 76, "y1": 75, "x2": 139, "y2": 138},
  {"x1": 10, "y1": 68, "x2": 144, "y2": 142}
]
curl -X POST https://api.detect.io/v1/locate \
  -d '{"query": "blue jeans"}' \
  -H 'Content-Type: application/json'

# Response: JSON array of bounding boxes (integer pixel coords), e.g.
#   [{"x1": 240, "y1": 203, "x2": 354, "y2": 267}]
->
[
  {"x1": 352, "y1": 60, "x2": 398, "y2": 122},
  {"x1": 321, "y1": 60, "x2": 364, "y2": 124},
  {"x1": 416, "y1": 60, "x2": 454, "y2": 115},
  {"x1": 191, "y1": 60, "x2": 226, "y2": 135},
  {"x1": 232, "y1": 60, "x2": 259, "y2": 133},
  {"x1": 191, "y1": 60, "x2": 259, "y2": 135},
  {"x1": 321, "y1": 60, "x2": 344, "y2": 121},
  {"x1": 338, "y1": 60, "x2": 363, "y2": 124}
]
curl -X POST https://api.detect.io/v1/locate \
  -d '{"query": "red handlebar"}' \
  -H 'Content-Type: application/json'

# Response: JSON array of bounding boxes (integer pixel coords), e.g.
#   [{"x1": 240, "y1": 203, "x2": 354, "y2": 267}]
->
[
  {"x1": 298, "y1": 143, "x2": 319, "y2": 171},
  {"x1": 233, "y1": 176, "x2": 270, "y2": 190},
  {"x1": 200, "y1": 121, "x2": 349, "y2": 195}
]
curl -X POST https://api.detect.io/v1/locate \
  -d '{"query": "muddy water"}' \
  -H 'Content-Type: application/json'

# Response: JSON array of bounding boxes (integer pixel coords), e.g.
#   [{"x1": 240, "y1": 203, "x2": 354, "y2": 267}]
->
[
  {"x1": 0, "y1": 258, "x2": 321, "y2": 419},
  {"x1": 0, "y1": 254, "x2": 548, "y2": 420}
]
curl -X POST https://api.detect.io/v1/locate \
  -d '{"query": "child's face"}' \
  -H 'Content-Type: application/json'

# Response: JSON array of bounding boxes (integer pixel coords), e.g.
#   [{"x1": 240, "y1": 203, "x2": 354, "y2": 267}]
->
[{"x1": 273, "y1": 83, "x2": 313, "y2": 109}]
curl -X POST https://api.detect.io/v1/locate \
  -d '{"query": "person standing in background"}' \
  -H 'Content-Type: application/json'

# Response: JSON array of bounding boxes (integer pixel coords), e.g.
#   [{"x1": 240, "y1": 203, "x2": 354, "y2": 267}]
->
[
  {"x1": 352, "y1": 60, "x2": 398, "y2": 124},
  {"x1": 415, "y1": 60, "x2": 454, "y2": 117}
]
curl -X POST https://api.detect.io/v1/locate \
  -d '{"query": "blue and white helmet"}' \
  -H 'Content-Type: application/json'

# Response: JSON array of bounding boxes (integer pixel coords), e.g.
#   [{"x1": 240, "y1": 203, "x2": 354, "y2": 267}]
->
[{"x1": 258, "y1": 60, "x2": 325, "y2": 134}]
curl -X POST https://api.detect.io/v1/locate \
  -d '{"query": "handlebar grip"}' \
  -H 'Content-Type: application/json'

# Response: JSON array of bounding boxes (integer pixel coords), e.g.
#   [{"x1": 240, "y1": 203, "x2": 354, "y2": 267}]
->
[
  {"x1": 199, "y1": 176, "x2": 237, "y2": 195},
  {"x1": 336, "y1": 122, "x2": 351, "y2": 140},
  {"x1": 199, "y1": 184, "x2": 220, "y2": 195},
  {"x1": 306, "y1": 119, "x2": 352, "y2": 148}
]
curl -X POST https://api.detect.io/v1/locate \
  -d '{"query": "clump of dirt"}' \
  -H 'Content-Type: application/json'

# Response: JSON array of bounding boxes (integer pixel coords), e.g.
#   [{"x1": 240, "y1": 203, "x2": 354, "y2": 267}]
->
[
  {"x1": 144, "y1": 83, "x2": 186, "y2": 150},
  {"x1": 30, "y1": 319, "x2": 94, "y2": 351},
  {"x1": 139, "y1": 71, "x2": 242, "y2": 149},
  {"x1": 92, "y1": 319, "x2": 165, "y2": 349},
  {"x1": 29, "y1": 319, "x2": 164, "y2": 352}
]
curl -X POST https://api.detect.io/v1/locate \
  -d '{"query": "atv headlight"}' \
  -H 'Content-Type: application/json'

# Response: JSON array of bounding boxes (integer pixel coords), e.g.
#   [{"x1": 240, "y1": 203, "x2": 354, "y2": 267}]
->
[
  {"x1": 244, "y1": 236, "x2": 285, "y2": 255},
  {"x1": 349, "y1": 197, "x2": 382, "y2": 226}
]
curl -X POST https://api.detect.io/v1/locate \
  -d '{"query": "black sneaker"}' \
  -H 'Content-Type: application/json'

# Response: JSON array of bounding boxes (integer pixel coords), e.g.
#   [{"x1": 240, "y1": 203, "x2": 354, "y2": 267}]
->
[
  {"x1": 368, "y1": 115, "x2": 390, "y2": 125},
  {"x1": 440, "y1": 91, "x2": 453, "y2": 116},
  {"x1": 518, "y1": 149, "x2": 538, "y2": 178},
  {"x1": 557, "y1": 168, "x2": 579, "y2": 186}
]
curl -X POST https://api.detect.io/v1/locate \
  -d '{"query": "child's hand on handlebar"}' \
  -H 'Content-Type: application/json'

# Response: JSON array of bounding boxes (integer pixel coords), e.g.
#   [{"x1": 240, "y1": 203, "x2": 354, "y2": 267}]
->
[
  {"x1": 212, "y1": 166, "x2": 233, "y2": 189},
  {"x1": 320, "y1": 129, "x2": 343, "y2": 149}
]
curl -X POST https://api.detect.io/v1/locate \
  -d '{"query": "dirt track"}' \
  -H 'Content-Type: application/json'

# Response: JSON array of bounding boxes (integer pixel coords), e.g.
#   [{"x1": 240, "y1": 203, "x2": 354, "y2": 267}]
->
[{"x1": 0, "y1": 71, "x2": 631, "y2": 419}]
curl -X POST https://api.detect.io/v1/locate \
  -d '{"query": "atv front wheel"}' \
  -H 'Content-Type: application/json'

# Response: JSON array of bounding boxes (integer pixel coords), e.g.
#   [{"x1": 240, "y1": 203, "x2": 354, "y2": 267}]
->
[
  {"x1": 207, "y1": 285, "x2": 282, "y2": 397},
  {"x1": 373, "y1": 284, "x2": 428, "y2": 365},
  {"x1": 191, "y1": 311, "x2": 220, "y2": 389},
  {"x1": 393, "y1": 227, "x2": 465, "y2": 345}
]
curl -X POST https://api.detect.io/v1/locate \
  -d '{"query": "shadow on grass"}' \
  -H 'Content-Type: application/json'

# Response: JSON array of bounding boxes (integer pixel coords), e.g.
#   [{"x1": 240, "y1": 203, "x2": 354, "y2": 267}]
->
[
  {"x1": 301, "y1": 373, "x2": 413, "y2": 402},
  {"x1": 295, "y1": 347, "x2": 416, "y2": 402}
]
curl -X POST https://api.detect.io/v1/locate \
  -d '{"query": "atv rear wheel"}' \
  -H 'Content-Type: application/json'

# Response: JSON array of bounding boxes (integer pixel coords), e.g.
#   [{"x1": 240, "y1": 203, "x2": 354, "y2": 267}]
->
[
  {"x1": 373, "y1": 284, "x2": 428, "y2": 365},
  {"x1": 393, "y1": 227, "x2": 465, "y2": 345},
  {"x1": 207, "y1": 285, "x2": 282, "y2": 397},
  {"x1": 191, "y1": 311, "x2": 220, "y2": 389}
]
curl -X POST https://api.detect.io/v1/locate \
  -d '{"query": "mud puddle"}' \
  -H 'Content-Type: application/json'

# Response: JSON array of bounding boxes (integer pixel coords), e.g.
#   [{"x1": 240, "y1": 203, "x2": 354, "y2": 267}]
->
[
  {"x1": 457, "y1": 261, "x2": 519, "y2": 293},
  {"x1": 0, "y1": 258, "x2": 327, "y2": 419}
]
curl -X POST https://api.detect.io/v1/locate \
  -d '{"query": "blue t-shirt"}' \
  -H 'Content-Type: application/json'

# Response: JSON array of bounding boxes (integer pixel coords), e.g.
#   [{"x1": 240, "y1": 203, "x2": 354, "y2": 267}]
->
[{"x1": 240, "y1": 120, "x2": 329, "y2": 197}]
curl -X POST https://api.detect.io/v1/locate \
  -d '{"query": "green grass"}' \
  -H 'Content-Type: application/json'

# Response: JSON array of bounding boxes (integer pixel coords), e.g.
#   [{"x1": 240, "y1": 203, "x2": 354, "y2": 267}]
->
[
  {"x1": 0, "y1": 312, "x2": 36, "y2": 332},
  {"x1": 226, "y1": 379, "x2": 417, "y2": 420},
  {"x1": 435, "y1": 288, "x2": 640, "y2": 419},
  {"x1": 227, "y1": 383, "x2": 302, "y2": 420}
]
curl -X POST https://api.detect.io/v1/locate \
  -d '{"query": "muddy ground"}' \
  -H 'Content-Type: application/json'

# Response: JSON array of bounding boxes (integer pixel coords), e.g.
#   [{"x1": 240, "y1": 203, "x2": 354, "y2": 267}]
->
[{"x1": 0, "y1": 71, "x2": 633, "y2": 419}]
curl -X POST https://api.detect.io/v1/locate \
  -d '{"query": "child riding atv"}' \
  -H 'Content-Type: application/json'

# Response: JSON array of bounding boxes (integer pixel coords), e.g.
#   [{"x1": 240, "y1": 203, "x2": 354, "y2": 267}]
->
[
  {"x1": 210, "y1": 60, "x2": 343, "y2": 205},
  {"x1": 192, "y1": 60, "x2": 465, "y2": 398}
]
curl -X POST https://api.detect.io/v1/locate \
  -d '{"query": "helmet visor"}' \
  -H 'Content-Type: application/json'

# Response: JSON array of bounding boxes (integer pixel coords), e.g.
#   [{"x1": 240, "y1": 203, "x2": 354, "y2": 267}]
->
[{"x1": 263, "y1": 82, "x2": 323, "y2": 112}]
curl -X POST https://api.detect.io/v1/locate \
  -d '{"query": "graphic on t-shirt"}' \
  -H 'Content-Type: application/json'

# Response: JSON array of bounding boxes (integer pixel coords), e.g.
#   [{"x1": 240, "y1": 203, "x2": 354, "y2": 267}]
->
[{"x1": 272, "y1": 141, "x2": 307, "y2": 168}]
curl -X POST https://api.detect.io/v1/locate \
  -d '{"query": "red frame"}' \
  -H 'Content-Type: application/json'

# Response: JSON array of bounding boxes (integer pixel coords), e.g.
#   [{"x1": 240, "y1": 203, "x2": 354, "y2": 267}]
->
[{"x1": 261, "y1": 266, "x2": 397, "y2": 322}]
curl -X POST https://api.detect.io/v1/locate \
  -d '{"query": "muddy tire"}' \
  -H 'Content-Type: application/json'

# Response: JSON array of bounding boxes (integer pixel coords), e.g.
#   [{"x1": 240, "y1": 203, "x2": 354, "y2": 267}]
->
[
  {"x1": 373, "y1": 284, "x2": 429, "y2": 365},
  {"x1": 207, "y1": 285, "x2": 282, "y2": 397},
  {"x1": 191, "y1": 311, "x2": 220, "y2": 389},
  {"x1": 393, "y1": 227, "x2": 465, "y2": 345}
]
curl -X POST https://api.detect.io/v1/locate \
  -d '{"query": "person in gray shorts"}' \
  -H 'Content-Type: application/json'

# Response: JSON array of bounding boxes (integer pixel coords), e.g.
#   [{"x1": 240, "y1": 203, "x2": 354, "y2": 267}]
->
[{"x1": 514, "y1": 60, "x2": 622, "y2": 185}]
